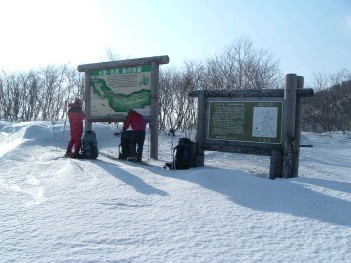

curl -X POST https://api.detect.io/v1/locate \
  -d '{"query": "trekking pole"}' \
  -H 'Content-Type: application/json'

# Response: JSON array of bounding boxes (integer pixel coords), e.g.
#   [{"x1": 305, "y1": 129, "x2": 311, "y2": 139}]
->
[
  {"x1": 63, "y1": 100, "x2": 68, "y2": 137},
  {"x1": 148, "y1": 124, "x2": 150, "y2": 160},
  {"x1": 51, "y1": 118, "x2": 58, "y2": 152},
  {"x1": 170, "y1": 128, "x2": 173, "y2": 159},
  {"x1": 171, "y1": 129, "x2": 175, "y2": 171},
  {"x1": 63, "y1": 116, "x2": 67, "y2": 137},
  {"x1": 173, "y1": 148, "x2": 176, "y2": 171}
]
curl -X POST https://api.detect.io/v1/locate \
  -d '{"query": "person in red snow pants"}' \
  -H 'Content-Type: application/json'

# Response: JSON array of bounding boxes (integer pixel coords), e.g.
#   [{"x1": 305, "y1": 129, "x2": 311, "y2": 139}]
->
[{"x1": 66, "y1": 98, "x2": 85, "y2": 158}]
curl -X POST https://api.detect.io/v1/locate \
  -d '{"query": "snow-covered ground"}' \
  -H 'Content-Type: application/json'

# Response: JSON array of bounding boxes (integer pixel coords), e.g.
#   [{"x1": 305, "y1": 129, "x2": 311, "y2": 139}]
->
[{"x1": 0, "y1": 120, "x2": 350, "y2": 262}]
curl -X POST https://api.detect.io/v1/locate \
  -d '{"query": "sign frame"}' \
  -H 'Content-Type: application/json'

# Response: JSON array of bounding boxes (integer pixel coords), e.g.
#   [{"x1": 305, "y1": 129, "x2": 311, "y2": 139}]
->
[{"x1": 77, "y1": 55, "x2": 170, "y2": 159}]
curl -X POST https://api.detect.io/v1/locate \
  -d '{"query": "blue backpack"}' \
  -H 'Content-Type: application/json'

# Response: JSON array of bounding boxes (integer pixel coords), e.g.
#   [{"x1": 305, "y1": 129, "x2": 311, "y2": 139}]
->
[{"x1": 81, "y1": 130, "x2": 99, "y2": 159}]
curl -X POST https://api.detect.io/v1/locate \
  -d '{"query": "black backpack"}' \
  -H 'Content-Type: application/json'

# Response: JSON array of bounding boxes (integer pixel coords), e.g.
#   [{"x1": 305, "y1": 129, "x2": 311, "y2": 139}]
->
[
  {"x1": 118, "y1": 130, "x2": 132, "y2": 159},
  {"x1": 164, "y1": 138, "x2": 193, "y2": 170},
  {"x1": 80, "y1": 130, "x2": 99, "y2": 159}
]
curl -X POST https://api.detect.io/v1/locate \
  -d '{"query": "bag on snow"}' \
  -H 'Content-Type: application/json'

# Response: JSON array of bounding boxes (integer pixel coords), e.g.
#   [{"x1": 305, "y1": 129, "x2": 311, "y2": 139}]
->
[
  {"x1": 118, "y1": 130, "x2": 133, "y2": 159},
  {"x1": 80, "y1": 129, "x2": 99, "y2": 159},
  {"x1": 164, "y1": 138, "x2": 193, "y2": 170}
]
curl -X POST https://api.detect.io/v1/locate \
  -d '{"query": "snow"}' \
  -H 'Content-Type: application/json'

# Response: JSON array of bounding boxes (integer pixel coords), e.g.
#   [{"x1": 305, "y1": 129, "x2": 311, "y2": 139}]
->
[{"x1": 1, "y1": 120, "x2": 350, "y2": 262}]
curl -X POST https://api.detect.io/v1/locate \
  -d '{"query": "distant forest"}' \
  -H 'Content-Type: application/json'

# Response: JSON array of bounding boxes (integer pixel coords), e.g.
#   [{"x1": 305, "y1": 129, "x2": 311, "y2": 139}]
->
[{"x1": 1, "y1": 37, "x2": 350, "y2": 133}]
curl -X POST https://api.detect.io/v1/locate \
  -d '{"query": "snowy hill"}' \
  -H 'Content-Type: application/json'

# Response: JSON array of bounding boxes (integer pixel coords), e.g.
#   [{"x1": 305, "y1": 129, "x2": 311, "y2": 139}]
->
[{"x1": 1, "y1": 121, "x2": 350, "y2": 262}]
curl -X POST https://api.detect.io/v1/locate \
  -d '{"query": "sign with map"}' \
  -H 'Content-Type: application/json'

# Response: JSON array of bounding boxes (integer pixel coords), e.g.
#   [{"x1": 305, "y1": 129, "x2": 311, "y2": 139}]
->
[
  {"x1": 207, "y1": 100, "x2": 283, "y2": 144},
  {"x1": 90, "y1": 65, "x2": 152, "y2": 117}
]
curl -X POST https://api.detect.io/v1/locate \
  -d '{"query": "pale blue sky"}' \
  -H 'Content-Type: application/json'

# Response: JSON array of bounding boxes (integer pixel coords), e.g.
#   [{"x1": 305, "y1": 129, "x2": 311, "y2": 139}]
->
[{"x1": 0, "y1": 0, "x2": 350, "y2": 85}]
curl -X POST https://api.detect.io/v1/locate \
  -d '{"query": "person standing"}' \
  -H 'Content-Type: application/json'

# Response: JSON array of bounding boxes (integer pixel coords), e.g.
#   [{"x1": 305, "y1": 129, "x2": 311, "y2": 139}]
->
[
  {"x1": 123, "y1": 109, "x2": 146, "y2": 162},
  {"x1": 65, "y1": 98, "x2": 85, "y2": 158}
]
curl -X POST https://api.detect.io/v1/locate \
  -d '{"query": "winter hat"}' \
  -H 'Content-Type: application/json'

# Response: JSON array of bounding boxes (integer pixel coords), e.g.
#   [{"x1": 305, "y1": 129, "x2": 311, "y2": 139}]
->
[{"x1": 75, "y1": 98, "x2": 82, "y2": 105}]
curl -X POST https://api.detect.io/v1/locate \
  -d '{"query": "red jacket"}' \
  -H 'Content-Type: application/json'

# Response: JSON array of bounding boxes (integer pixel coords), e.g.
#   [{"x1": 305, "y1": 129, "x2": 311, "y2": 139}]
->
[
  {"x1": 68, "y1": 103, "x2": 85, "y2": 135},
  {"x1": 124, "y1": 110, "x2": 146, "y2": 131}
]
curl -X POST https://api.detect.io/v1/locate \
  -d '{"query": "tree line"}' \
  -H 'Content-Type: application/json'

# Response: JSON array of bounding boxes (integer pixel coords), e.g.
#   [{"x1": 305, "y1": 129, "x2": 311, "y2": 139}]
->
[
  {"x1": 0, "y1": 64, "x2": 84, "y2": 122},
  {"x1": 0, "y1": 37, "x2": 350, "y2": 133},
  {"x1": 303, "y1": 69, "x2": 351, "y2": 132}
]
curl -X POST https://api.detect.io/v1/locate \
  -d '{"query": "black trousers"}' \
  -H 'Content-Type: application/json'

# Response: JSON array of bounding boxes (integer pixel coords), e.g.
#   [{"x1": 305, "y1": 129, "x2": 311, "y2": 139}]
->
[{"x1": 130, "y1": 130, "x2": 146, "y2": 159}]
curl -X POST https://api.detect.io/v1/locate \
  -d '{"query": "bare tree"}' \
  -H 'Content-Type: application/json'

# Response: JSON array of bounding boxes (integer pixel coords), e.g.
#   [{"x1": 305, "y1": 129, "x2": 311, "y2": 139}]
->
[
  {"x1": 18, "y1": 70, "x2": 40, "y2": 121},
  {"x1": 37, "y1": 65, "x2": 64, "y2": 121},
  {"x1": 159, "y1": 62, "x2": 200, "y2": 136},
  {"x1": 61, "y1": 66, "x2": 85, "y2": 119},
  {"x1": 102, "y1": 48, "x2": 121, "y2": 62},
  {"x1": 158, "y1": 37, "x2": 283, "y2": 135},
  {"x1": 159, "y1": 68, "x2": 174, "y2": 133},
  {"x1": 207, "y1": 36, "x2": 282, "y2": 90},
  {"x1": 303, "y1": 69, "x2": 351, "y2": 132},
  {"x1": 1, "y1": 71, "x2": 22, "y2": 121}
]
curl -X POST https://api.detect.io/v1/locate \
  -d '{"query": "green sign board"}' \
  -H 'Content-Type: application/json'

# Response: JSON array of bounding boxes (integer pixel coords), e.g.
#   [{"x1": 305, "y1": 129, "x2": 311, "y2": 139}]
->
[
  {"x1": 207, "y1": 100, "x2": 283, "y2": 144},
  {"x1": 90, "y1": 65, "x2": 152, "y2": 117}
]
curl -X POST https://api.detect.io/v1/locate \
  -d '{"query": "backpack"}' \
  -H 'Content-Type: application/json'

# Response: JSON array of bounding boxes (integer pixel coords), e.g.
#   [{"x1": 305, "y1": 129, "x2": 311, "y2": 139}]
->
[
  {"x1": 164, "y1": 138, "x2": 193, "y2": 170},
  {"x1": 80, "y1": 129, "x2": 99, "y2": 159},
  {"x1": 118, "y1": 130, "x2": 132, "y2": 159}
]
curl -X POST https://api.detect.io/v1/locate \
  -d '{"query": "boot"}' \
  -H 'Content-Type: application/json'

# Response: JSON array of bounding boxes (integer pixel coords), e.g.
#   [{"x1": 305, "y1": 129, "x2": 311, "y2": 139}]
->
[{"x1": 71, "y1": 152, "x2": 80, "y2": 159}]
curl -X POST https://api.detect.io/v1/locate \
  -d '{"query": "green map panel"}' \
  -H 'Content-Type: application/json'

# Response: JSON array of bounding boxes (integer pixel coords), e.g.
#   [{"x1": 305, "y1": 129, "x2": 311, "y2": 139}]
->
[{"x1": 91, "y1": 79, "x2": 151, "y2": 112}]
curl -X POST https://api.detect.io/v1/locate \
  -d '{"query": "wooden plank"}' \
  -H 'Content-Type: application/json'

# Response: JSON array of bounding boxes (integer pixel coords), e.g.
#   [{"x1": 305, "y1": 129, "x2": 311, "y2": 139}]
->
[
  {"x1": 189, "y1": 88, "x2": 313, "y2": 98},
  {"x1": 203, "y1": 143, "x2": 279, "y2": 156},
  {"x1": 78, "y1": 55, "x2": 170, "y2": 72}
]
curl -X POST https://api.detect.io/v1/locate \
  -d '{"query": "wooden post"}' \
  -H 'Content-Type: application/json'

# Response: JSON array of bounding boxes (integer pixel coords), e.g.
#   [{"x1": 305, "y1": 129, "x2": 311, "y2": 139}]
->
[
  {"x1": 84, "y1": 71, "x2": 92, "y2": 131},
  {"x1": 150, "y1": 61, "x2": 159, "y2": 159},
  {"x1": 292, "y1": 76, "x2": 304, "y2": 177},
  {"x1": 194, "y1": 92, "x2": 206, "y2": 167},
  {"x1": 282, "y1": 74, "x2": 297, "y2": 178},
  {"x1": 269, "y1": 149, "x2": 282, "y2": 179}
]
